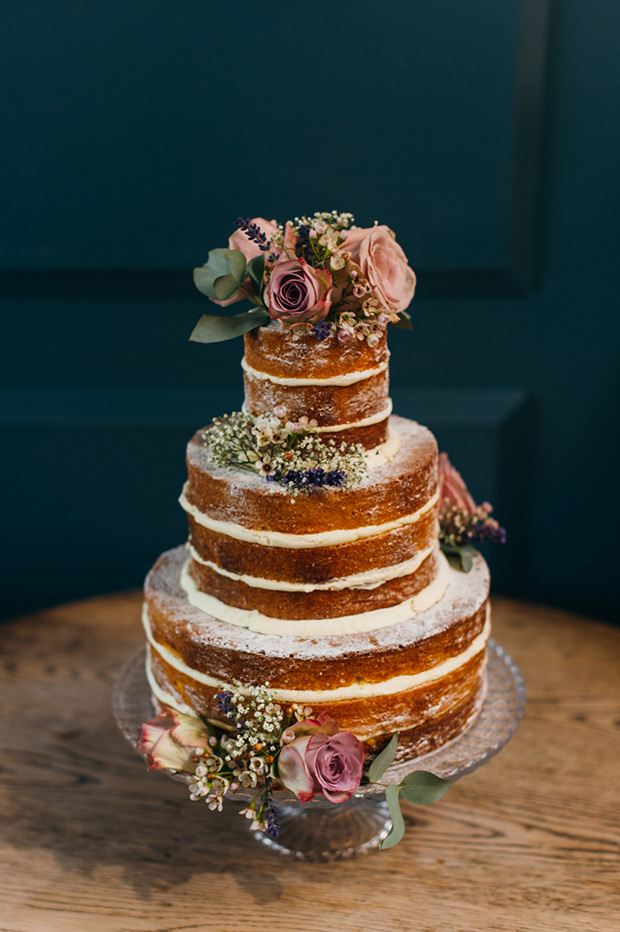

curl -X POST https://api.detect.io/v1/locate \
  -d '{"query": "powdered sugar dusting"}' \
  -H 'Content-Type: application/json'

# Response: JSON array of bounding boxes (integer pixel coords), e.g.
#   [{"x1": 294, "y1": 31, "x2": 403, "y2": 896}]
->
[{"x1": 145, "y1": 545, "x2": 490, "y2": 661}]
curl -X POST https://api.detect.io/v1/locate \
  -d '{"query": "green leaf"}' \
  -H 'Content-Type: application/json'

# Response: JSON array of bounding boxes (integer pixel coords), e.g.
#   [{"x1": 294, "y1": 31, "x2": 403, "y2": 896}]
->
[
  {"x1": 380, "y1": 784, "x2": 405, "y2": 849},
  {"x1": 439, "y1": 541, "x2": 477, "y2": 573},
  {"x1": 390, "y1": 309, "x2": 413, "y2": 330},
  {"x1": 189, "y1": 309, "x2": 270, "y2": 344},
  {"x1": 459, "y1": 544, "x2": 477, "y2": 572},
  {"x1": 398, "y1": 771, "x2": 454, "y2": 805},
  {"x1": 193, "y1": 248, "x2": 248, "y2": 301},
  {"x1": 367, "y1": 734, "x2": 399, "y2": 783},
  {"x1": 247, "y1": 253, "x2": 266, "y2": 294}
]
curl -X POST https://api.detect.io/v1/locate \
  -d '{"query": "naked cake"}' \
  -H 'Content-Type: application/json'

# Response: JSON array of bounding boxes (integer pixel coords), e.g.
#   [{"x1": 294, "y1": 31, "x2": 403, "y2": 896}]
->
[{"x1": 141, "y1": 213, "x2": 502, "y2": 765}]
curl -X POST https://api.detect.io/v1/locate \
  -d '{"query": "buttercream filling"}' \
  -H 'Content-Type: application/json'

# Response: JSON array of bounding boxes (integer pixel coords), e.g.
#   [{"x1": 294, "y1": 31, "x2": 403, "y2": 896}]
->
[
  {"x1": 313, "y1": 399, "x2": 392, "y2": 432},
  {"x1": 143, "y1": 606, "x2": 491, "y2": 703},
  {"x1": 178, "y1": 552, "x2": 451, "y2": 636},
  {"x1": 187, "y1": 541, "x2": 436, "y2": 591},
  {"x1": 364, "y1": 427, "x2": 400, "y2": 468},
  {"x1": 179, "y1": 488, "x2": 439, "y2": 548},
  {"x1": 241, "y1": 399, "x2": 392, "y2": 433},
  {"x1": 242, "y1": 357, "x2": 389, "y2": 386}
]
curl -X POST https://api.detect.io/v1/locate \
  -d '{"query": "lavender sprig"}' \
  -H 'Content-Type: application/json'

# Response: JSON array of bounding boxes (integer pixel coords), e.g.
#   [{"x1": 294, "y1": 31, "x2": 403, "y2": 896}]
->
[
  {"x1": 311, "y1": 320, "x2": 332, "y2": 341},
  {"x1": 235, "y1": 217, "x2": 272, "y2": 252},
  {"x1": 216, "y1": 690, "x2": 247, "y2": 730},
  {"x1": 267, "y1": 466, "x2": 346, "y2": 490},
  {"x1": 469, "y1": 518, "x2": 507, "y2": 544},
  {"x1": 261, "y1": 779, "x2": 280, "y2": 839},
  {"x1": 295, "y1": 224, "x2": 314, "y2": 263}
]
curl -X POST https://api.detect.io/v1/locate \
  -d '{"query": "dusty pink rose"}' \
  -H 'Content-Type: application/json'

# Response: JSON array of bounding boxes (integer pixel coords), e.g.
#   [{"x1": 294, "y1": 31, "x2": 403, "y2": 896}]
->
[
  {"x1": 341, "y1": 224, "x2": 416, "y2": 315},
  {"x1": 265, "y1": 259, "x2": 332, "y2": 323},
  {"x1": 212, "y1": 217, "x2": 277, "y2": 307},
  {"x1": 278, "y1": 712, "x2": 364, "y2": 803},
  {"x1": 139, "y1": 709, "x2": 210, "y2": 772},
  {"x1": 438, "y1": 452, "x2": 477, "y2": 514}
]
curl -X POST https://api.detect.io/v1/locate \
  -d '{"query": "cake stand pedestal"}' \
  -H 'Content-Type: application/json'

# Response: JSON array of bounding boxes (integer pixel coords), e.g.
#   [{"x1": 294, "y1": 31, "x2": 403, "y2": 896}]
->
[{"x1": 114, "y1": 639, "x2": 525, "y2": 861}]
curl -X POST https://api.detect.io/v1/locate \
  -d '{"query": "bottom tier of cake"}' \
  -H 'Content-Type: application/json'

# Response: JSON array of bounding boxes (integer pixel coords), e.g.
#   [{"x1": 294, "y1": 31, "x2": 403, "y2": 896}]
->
[{"x1": 143, "y1": 546, "x2": 491, "y2": 760}]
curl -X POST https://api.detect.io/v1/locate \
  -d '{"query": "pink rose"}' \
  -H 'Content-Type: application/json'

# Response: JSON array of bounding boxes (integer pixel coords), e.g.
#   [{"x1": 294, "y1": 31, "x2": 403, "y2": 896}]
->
[
  {"x1": 278, "y1": 712, "x2": 364, "y2": 803},
  {"x1": 212, "y1": 217, "x2": 278, "y2": 307},
  {"x1": 139, "y1": 709, "x2": 211, "y2": 772},
  {"x1": 265, "y1": 259, "x2": 332, "y2": 323},
  {"x1": 305, "y1": 733, "x2": 365, "y2": 803},
  {"x1": 340, "y1": 225, "x2": 374, "y2": 262},
  {"x1": 341, "y1": 225, "x2": 416, "y2": 315},
  {"x1": 438, "y1": 452, "x2": 477, "y2": 514}
]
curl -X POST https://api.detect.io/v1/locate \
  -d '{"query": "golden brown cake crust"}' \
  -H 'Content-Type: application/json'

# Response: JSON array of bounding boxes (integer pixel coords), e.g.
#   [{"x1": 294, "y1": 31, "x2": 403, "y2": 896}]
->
[
  {"x1": 187, "y1": 508, "x2": 438, "y2": 584},
  {"x1": 244, "y1": 324, "x2": 389, "y2": 379},
  {"x1": 149, "y1": 645, "x2": 486, "y2": 750},
  {"x1": 187, "y1": 548, "x2": 440, "y2": 620},
  {"x1": 184, "y1": 416, "x2": 438, "y2": 535},
  {"x1": 243, "y1": 369, "x2": 389, "y2": 426},
  {"x1": 144, "y1": 545, "x2": 489, "y2": 690},
  {"x1": 242, "y1": 326, "x2": 391, "y2": 448}
]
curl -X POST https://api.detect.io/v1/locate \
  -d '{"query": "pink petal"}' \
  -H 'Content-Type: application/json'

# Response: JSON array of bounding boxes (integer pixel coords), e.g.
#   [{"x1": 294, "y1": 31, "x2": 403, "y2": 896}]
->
[
  {"x1": 278, "y1": 739, "x2": 315, "y2": 801},
  {"x1": 170, "y1": 712, "x2": 211, "y2": 748},
  {"x1": 438, "y1": 453, "x2": 477, "y2": 514},
  {"x1": 321, "y1": 787, "x2": 355, "y2": 804},
  {"x1": 138, "y1": 712, "x2": 176, "y2": 756},
  {"x1": 282, "y1": 711, "x2": 339, "y2": 742},
  {"x1": 146, "y1": 731, "x2": 195, "y2": 772}
]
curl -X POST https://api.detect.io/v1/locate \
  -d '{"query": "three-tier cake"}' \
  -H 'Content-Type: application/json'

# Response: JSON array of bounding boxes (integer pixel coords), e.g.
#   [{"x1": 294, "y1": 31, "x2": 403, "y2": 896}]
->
[{"x1": 143, "y1": 318, "x2": 490, "y2": 761}]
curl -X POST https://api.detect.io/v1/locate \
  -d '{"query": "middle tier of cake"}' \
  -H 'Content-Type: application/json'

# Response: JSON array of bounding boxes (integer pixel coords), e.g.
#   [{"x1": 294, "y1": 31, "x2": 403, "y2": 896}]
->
[{"x1": 180, "y1": 415, "x2": 445, "y2": 631}]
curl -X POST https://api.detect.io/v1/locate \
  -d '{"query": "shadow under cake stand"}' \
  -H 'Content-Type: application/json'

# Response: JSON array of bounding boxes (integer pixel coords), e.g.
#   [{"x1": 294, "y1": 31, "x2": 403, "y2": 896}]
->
[{"x1": 114, "y1": 640, "x2": 525, "y2": 861}]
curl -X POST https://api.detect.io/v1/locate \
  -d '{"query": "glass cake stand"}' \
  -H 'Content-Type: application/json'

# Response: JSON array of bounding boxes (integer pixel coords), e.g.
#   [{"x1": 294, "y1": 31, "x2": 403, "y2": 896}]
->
[{"x1": 113, "y1": 640, "x2": 525, "y2": 861}]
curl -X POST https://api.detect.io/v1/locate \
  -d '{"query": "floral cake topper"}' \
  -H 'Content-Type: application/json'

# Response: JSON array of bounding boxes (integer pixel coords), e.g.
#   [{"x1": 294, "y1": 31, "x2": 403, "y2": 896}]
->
[
  {"x1": 139, "y1": 683, "x2": 453, "y2": 850},
  {"x1": 189, "y1": 211, "x2": 416, "y2": 346}
]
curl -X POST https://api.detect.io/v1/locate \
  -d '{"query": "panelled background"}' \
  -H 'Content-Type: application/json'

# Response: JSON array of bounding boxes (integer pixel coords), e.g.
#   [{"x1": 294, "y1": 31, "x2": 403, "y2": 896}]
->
[{"x1": 1, "y1": 0, "x2": 618, "y2": 623}]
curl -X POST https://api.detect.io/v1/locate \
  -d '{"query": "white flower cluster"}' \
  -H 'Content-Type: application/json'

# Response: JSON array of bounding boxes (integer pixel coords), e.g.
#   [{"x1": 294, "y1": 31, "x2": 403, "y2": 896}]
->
[
  {"x1": 205, "y1": 408, "x2": 368, "y2": 496},
  {"x1": 292, "y1": 210, "x2": 355, "y2": 232},
  {"x1": 187, "y1": 684, "x2": 286, "y2": 815}
]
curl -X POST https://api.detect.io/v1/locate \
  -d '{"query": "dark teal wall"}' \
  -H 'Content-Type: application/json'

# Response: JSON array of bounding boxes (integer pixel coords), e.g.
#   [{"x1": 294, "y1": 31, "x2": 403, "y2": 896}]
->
[{"x1": 1, "y1": 1, "x2": 618, "y2": 622}]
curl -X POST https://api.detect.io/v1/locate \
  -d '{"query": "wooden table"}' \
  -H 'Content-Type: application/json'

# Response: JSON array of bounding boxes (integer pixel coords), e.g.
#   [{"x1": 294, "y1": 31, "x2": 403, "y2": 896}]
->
[{"x1": 1, "y1": 593, "x2": 618, "y2": 932}]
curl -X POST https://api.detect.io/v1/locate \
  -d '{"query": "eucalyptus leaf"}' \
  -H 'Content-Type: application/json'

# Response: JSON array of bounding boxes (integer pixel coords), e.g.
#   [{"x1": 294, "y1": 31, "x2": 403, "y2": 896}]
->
[
  {"x1": 398, "y1": 771, "x2": 454, "y2": 805},
  {"x1": 189, "y1": 309, "x2": 270, "y2": 344},
  {"x1": 459, "y1": 544, "x2": 477, "y2": 572},
  {"x1": 440, "y1": 541, "x2": 477, "y2": 573},
  {"x1": 380, "y1": 784, "x2": 405, "y2": 850},
  {"x1": 247, "y1": 253, "x2": 266, "y2": 294},
  {"x1": 390, "y1": 309, "x2": 413, "y2": 331},
  {"x1": 193, "y1": 248, "x2": 248, "y2": 301},
  {"x1": 367, "y1": 734, "x2": 399, "y2": 783}
]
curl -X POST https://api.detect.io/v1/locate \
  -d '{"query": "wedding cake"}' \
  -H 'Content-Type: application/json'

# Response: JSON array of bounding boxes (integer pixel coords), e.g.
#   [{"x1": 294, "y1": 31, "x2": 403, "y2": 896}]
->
[{"x1": 141, "y1": 212, "x2": 500, "y2": 764}]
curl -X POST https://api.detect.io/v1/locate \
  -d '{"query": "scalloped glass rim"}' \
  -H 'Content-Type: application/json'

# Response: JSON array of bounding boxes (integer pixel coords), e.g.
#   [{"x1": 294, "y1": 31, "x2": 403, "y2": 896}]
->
[{"x1": 114, "y1": 638, "x2": 525, "y2": 806}]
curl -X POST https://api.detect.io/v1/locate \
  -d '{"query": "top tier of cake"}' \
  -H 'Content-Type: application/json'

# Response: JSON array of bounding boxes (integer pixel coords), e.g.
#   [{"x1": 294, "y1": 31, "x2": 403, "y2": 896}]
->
[{"x1": 243, "y1": 323, "x2": 391, "y2": 450}]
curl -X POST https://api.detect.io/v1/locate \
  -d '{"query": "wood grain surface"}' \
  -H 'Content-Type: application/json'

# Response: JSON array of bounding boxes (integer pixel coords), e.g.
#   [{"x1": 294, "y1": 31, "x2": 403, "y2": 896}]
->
[{"x1": 1, "y1": 592, "x2": 619, "y2": 932}]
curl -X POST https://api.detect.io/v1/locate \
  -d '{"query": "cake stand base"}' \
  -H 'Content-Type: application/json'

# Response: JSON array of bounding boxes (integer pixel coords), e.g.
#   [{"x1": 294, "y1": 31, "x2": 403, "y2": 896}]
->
[{"x1": 251, "y1": 794, "x2": 391, "y2": 861}]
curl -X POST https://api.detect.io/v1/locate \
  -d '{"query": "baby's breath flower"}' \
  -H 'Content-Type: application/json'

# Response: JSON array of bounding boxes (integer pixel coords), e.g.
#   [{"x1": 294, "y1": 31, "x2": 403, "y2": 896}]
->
[{"x1": 206, "y1": 408, "x2": 368, "y2": 496}]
